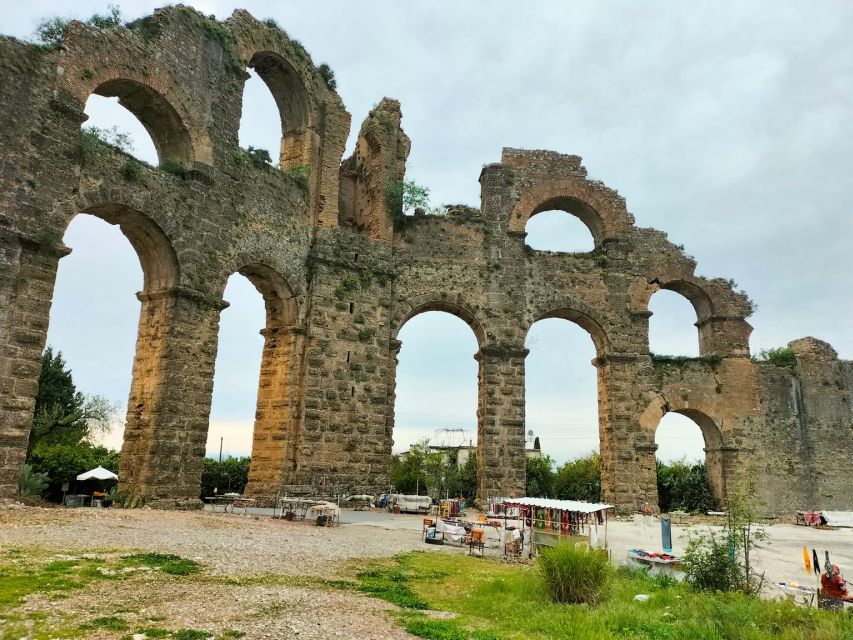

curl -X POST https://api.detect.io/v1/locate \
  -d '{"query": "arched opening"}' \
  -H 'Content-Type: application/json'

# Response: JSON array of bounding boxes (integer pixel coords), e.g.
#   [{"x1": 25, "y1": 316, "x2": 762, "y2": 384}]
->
[
  {"x1": 84, "y1": 95, "x2": 158, "y2": 165},
  {"x1": 84, "y1": 80, "x2": 194, "y2": 167},
  {"x1": 243, "y1": 51, "x2": 313, "y2": 171},
  {"x1": 648, "y1": 289, "x2": 700, "y2": 357},
  {"x1": 210, "y1": 265, "x2": 298, "y2": 497},
  {"x1": 525, "y1": 210, "x2": 596, "y2": 252},
  {"x1": 208, "y1": 275, "x2": 265, "y2": 470},
  {"x1": 37, "y1": 205, "x2": 178, "y2": 499},
  {"x1": 525, "y1": 318, "x2": 600, "y2": 500},
  {"x1": 655, "y1": 410, "x2": 724, "y2": 512},
  {"x1": 393, "y1": 311, "x2": 480, "y2": 500},
  {"x1": 238, "y1": 68, "x2": 281, "y2": 167}
]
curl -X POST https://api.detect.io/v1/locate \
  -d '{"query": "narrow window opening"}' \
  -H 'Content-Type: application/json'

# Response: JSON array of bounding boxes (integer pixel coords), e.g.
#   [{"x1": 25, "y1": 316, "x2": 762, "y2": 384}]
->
[
  {"x1": 648, "y1": 289, "x2": 700, "y2": 357},
  {"x1": 238, "y1": 69, "x2": 280, "y2": 167},
  {"x1": 349, "y1": 302, "x2": 354, "y2": 314},
  {"x1": 346, "y1": 351, "x2": 351, "y2": 363},
  {"x1": 351, "y1": 386, "x2": 355, "y2": 397}
]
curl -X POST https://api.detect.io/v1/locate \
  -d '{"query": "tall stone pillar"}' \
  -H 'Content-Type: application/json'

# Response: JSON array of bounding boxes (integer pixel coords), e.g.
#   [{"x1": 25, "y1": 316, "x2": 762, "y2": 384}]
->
[
  {"x1": 703, "y1": 444, "x2": 736, "y2": 507},
  {"x1": 476, "y1": 344, "x2": 527, "y2": 501},
  {"x1": 0, "y1": 236, "x2": 65, "y2": 497},
  {"x1": 119, "y1": 287, "x2": 224, "y2": 504},
  {"x1": 244, "y1": 325, "x2": 305, "y2": 495},
  {"x1": 597, "y1": 355, "x2": 659, "y2": 512}
]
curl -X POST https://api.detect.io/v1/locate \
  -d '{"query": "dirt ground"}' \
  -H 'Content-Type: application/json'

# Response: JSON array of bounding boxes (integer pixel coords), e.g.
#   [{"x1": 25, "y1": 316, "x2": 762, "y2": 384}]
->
[{"x1": 1, "y1": 504, "x2": 852, "y2": 639}]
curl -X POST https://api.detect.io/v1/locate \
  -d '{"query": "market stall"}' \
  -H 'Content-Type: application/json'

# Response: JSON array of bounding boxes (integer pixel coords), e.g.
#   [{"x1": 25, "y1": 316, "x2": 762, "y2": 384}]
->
[{"x1": 499, "y1": 497, "x2": 614, "y2": 555}]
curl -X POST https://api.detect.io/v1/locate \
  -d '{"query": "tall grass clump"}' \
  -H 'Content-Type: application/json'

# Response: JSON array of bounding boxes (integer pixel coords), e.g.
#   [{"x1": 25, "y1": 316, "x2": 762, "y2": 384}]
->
[{"x1": 538, "y1": 542, "x2": 612, "y2": 605}]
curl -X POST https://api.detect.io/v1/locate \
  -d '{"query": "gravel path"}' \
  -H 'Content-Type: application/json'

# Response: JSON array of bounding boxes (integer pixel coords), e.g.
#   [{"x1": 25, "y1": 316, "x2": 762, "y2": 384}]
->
[
  {"x1": 0, "y1": 505, "x2": 430, "y2": 639},
  {"x1": 0, "y1": 505, "x2": 426, "y2": 578}
]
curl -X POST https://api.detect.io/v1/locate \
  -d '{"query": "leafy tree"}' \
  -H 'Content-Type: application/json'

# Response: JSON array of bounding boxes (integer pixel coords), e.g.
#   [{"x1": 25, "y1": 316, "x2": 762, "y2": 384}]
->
[
  {"x1": 317, "y1": 63, "x2": 337, "y2": 91},
  {"x1": 390, "y1": 438, "x2": 430, "y2": 495},
  {"x1": 200, "y1": 456, "x2": 251, "y2": 497},
  {"x1": 554, "y1": 452, "x2": 601, "y2": 502},
  {"x1": 245, "y1": 145, "x2": 272, "y2": 168},
  {"x1": 26, "y1": 347, "x2": 119, "y2": 500},
  {"x1": 29, "y1": 348, "x2": 116, "y2": 455},
  {"x1": 87, "y1": 5, "x2": 121, "y2": 29},
  {"x1": 449, "y1": 451, "x2": 478, "y2": 503},
  {"x1": 525, "y1": 455, "x2": 555, "y2": 497},
  {"x1": 35, "y1": 5, "x2": 121, "y2": 49},
  {"x1": 657, "y1": 459, "x2": 716, "y2": 513},
  {"x1": 683, "y1": 467, "x2": 766, "y2": 594},
  {"x1": 754, "y1": 347, "x2": 797, "y2": 368},
  {"x1": 385, "y1": 179, "x2": 431, "y2": 230}
]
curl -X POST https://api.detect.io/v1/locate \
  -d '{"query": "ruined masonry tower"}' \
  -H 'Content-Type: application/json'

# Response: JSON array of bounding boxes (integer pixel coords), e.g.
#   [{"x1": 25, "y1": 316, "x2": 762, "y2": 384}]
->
[{"x1": 1, "y1": 7, "x2": 851, "y2": 512}]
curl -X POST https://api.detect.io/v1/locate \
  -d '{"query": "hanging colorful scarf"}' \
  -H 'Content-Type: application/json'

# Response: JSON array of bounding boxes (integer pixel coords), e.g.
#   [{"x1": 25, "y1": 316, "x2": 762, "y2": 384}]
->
[
  {"x1": 813, "y1": 549, "x2": 820, "y2": 575},
  {"x1": 803, "y1": 546, "x2": 812, "y2": 574}
]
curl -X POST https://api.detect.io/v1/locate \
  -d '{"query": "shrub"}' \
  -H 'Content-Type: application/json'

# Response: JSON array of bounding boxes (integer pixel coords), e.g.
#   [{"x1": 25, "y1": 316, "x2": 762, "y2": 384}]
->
[
  {"x1": 754, "y1": 347, "x2": 797, "y2": 368},
  {"x1": 87, "y1": 5, "x2": 121, "y2": 29},
  {"x1": 34, "y1": 6, "x2": 121, "y2": 49},
  {"x1": 34, "y1": 17, "x2": 70, "y2": 48},
  {"x1": 682, "y1": 528, "x2": 740, "y2": 592},
  {"x1": 245, "y1": 146, "x2": 272, "y2": 169},
  {"x1": 159, "y1": 159, "x2": 187, "y2": 177},
  {"x1": 538, "y1": 542, "x2": 612, "y2": 605},
  {"x1": 283, "y1": 163, "x2": 311, "y2": 190},
  {"x1": 318, "y1": 63, "x2": 337, "y2": 91},
  {"x1": 18, "y1": 464, "x2": 49, "y2": 497},
  {"x1": 385, "y1": 179, "x2": 431, "y2": 230},
  {"x1": 683, "y1": 469, "x2": 767, "y2": 594},
  {"x1": 122, "y1": 159, "x2": 143, "y2": 181},
  {"x1": 80, "y1": 125, "x2": 134, "y2": 162}
]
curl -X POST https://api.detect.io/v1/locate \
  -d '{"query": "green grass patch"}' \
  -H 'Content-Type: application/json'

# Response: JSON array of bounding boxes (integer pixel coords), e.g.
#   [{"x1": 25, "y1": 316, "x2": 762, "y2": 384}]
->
[
  {"x1": 136, "y1": 628, "x2": 170, "y2": 638},
  {"x1": 0, "y1": 549, "x2": 204, "y2": 639},
  {"x1": 346, "y1": 552, "x2": 853, "y2": 640},
  {"x1": 171, "y1": 630, "x2": 212, "y2": 640},
  {"x1": 82, "y1": 615, "x2": 129, "y2": 631},
  {"x1": 122, "y1": 553, "x2": 201, "y2": 575}
]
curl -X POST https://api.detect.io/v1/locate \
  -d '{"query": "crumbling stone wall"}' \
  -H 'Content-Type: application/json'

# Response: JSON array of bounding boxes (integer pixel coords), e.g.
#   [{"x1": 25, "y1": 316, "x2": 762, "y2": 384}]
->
[{"x1": 1, "y1": 7, "x2": 850, "y2": 512}]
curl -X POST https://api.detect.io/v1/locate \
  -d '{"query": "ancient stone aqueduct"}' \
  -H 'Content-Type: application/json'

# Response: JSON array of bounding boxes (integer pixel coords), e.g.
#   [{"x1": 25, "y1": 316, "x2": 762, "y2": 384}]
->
[{"x1": 1, "y1": 7, "x2": 851, "y2": 512}]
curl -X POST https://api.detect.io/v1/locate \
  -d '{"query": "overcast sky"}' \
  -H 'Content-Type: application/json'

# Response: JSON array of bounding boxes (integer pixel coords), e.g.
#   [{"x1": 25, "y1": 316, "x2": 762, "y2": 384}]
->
[{"x1": 7, "y1": 2, "x2": 852, "y2": 467}]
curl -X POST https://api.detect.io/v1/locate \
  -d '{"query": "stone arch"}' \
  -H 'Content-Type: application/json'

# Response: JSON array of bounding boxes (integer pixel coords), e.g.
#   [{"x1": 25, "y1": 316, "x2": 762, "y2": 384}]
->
[
  {"x1": 510, "y1": 179, "x2": 633, "y2": 242},
  {"x1": 58, "y1": 19, "x2": 215, "y2": 166},
  {"x1": 48, "y1": 201, "x2": 192, "y2": 500},
  {"x1": 527, "y1": 197, "x2": 604, "y2": 247},
  {"x1": 532, "y1": 304, "x2": 611, "y2": 357},
  {"x1": 234, "y1": 262, "x2": 299, "y2": 329},
  {"x1": 658, "y1": 279, "x2": 714, "y2": 324},
  {"x1": 89, "y1": 79, "x2": 196, "y2": 168},
  {"x1": 640, "y1": 395, "x2": 728, "y2": 507},
  {"x1": 394, "y1": 298, "x2": 486, "y2": 347},
  {"x1": 389, "y1": 299, "x2": 485, "y2": 495},
  {"x1": 70, "y1": 202, "x2": 180, "y2": 294},
  {"x1": 234, "y1": 47, "x2": 319, "y2": 171},
  {"x1": 631, "y1": 274, "x2": 753, "y2": 356},
  {"x1": 216, "y1": 262, "x2": 302, "y2": 495}
]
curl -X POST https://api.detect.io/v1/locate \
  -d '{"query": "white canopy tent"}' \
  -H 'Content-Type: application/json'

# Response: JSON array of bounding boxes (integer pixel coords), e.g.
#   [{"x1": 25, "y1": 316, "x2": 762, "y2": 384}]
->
[
  {"x1": 501, "y1": 497, "x2": 614, "y2": 513},
  {"x1": 76, "y1": 466, "x2": 118, "y2": 481}
]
